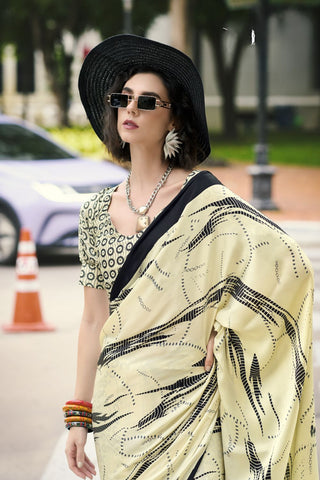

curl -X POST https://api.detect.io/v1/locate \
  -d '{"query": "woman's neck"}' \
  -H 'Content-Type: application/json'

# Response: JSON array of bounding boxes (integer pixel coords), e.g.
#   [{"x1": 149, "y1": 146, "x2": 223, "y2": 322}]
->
[{"x1": 129, "y1": 144, "x2": 170, "y2": 189}]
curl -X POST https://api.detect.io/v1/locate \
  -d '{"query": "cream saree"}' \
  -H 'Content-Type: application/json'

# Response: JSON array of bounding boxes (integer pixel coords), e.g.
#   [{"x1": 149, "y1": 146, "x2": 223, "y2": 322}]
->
[{"x1": 89, "y1": 171, "x2": 318, "y2": 479}]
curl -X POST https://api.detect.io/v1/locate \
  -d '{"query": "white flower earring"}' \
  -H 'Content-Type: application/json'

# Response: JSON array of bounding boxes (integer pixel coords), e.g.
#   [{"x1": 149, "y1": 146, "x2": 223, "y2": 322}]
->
[{"x1": 163, "y1": 129, "x2": 181, "y2": 159}]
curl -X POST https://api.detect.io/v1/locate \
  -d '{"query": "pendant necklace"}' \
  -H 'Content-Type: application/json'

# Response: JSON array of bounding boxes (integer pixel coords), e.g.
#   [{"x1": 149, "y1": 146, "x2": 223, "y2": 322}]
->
[{"x1": 125, "y1": 164, "x2": 173, "y2": 232}]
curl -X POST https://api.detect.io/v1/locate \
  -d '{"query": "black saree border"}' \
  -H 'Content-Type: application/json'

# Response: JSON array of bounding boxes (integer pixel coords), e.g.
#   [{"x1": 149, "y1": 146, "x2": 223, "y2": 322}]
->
[{"x1": 110, "y1": 170, "x2": 221, "y2": 301}]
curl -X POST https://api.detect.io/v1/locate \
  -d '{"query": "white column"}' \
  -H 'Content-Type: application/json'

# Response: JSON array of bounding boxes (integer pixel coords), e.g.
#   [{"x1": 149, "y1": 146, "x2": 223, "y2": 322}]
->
[
  {"x1": 3, "y1": 44, "x2": 17, "y2": 94},
  {"x1": 169, "y1": 0, "x2": 188, "y2": 54},
  {"x1": 34, "y1": 50, "x2": 48, "y2": 94}
]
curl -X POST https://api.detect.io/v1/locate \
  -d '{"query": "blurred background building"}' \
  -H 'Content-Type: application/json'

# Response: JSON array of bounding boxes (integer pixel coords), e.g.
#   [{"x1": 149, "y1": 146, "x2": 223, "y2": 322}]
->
[{"x1": 0, "y1": 6, "x2": 319, "y2": 132}]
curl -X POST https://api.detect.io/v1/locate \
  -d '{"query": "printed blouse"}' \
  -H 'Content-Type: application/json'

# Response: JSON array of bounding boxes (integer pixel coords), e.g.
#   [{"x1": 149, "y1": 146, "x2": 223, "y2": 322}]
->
[{"x1": 78, "y1": 170, "x2": 199, "y2": 296}]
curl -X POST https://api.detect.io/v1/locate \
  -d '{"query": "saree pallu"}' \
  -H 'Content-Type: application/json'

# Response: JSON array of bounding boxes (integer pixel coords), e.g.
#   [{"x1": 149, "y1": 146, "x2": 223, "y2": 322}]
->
[{"x1": 91, "y1": 171, "x2": 318, "y2": 479}]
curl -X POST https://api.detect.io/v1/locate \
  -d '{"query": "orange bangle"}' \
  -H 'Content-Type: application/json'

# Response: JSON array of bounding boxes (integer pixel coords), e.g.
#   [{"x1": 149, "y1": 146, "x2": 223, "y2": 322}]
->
[
  {"x1": 65, "y1": 416, "x2": 92, "y2": 424},
  {"x1": 62, "y1": 404, "x2": 92, "y2": 413}
]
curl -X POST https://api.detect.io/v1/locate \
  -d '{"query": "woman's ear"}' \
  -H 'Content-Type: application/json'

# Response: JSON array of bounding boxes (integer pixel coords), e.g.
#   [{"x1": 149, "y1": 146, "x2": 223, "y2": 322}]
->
[
  {"x1": 168, "y1": 120, "x2": 176, "y2": 132},
  {"x1": 170, "y1": 114, "x2": 181, "y2": 132}
]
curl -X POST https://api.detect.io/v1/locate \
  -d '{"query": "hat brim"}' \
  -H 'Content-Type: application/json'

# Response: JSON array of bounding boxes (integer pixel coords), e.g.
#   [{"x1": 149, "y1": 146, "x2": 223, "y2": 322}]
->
[{"x1": 78, "y1": 34, "x2": 210, "y2": 163}]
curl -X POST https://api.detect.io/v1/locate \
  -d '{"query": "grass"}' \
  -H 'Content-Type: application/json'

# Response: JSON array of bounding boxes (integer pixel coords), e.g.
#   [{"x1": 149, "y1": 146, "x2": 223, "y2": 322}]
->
[
  {"x1": 48, "y1": 126, "x2": 320, "y2": 167},
  {"x1": 210, "y1": 131, "x2": 320, "y2": 167}
]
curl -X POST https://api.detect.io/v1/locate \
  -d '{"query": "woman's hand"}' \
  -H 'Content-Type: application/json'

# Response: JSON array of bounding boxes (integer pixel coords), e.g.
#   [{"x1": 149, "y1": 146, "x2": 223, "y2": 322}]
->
[
  {"x1": 65, "y1": 427, "x2": 96, "y2": 479},
  {"x1": 205, "y1": 328, "x2": 217, "y2": 373}
]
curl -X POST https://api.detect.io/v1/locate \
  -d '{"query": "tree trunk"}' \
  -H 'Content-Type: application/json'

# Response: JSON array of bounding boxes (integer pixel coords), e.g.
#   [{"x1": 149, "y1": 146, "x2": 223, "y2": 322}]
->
[
  {"x1": 221, "y1": 75, "x2": 237, "y2": 138},
  {"x1": 208, "y1": 15, "x2": 254, "y2": 138},
  {"x1": 31, "y1": 18, "x2": 72, "y2": 126},
  {"x1": 208, "y1": 30, "x2": 235, "y2": 138},
  {"x1": 41, "y1": 46, "x2": 73, "y2": 127}
]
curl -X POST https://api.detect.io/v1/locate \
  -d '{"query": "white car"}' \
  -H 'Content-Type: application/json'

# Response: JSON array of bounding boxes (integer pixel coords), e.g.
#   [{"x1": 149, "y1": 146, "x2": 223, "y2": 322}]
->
[{"x1": 0, "y1": 114, "x2": 127, "y2": 264}]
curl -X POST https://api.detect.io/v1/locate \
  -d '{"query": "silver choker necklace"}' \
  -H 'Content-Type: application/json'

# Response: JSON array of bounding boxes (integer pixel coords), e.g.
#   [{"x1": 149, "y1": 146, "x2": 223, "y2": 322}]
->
[{"x1": 125, "y1": 164, "x2": 173, "y2": 232}]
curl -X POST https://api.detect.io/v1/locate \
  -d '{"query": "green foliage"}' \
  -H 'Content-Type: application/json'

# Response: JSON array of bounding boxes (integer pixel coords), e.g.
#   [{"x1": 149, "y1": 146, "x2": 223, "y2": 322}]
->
[
  {"x1": 91, "y1": 0, "x2": 169, "y2": 38},
  {"x1": 0, "y1": 0, "x2": 170, "y2": 126},
  {"x1": 48, "y1": 126, "x2": 109, "y2": 159},
  {"x1": 132, "y1": 0, "x2": 170, "y2": 36},
  {"x1": 191, "y1": 0, "x2": 250, "y2": 34},
  {"x1": 48, "y1": 126, "x2": 320, "y2": 167}
]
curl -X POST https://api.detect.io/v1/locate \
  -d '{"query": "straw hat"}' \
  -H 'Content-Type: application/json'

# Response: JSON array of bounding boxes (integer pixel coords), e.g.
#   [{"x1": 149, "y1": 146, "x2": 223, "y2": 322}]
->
[{"x1": 78, "y1": 34, "x2": 210, "y2": 163}]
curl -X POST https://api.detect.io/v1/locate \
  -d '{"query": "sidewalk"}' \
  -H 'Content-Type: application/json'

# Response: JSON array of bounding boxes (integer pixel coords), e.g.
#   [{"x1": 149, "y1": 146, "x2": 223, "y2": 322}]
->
[{"x1": 207, "y1": 163, "x2": 320, "y2": 222}]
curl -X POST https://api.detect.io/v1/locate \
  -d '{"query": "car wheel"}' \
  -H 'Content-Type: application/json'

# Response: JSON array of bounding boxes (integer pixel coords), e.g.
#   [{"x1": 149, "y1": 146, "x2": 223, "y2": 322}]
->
[{"x1": 0, "y1": 207, "x2": 20, "y2": 265}]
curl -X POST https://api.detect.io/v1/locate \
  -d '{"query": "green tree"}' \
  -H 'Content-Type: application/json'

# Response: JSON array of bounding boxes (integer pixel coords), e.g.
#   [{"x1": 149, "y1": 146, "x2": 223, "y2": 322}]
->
[
  {"x1": 0, "y1": 0, "x2": 169, "y2": 126},
  {"x1": 1, "y1": 0, "x2": 95, "y2": 125},
  {"x1": 82, "y1": 0, "x2": 169, "y2": 39},
  {"x1": 190, "y1": 0, "x2": 255, "y2": 138},
  {"x1": 190, "y1": 0, "x2": 320, "y2": 137}
]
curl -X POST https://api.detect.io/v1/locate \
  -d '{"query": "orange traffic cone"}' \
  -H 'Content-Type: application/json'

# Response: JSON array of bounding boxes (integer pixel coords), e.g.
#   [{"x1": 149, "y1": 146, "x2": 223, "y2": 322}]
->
[{"x1": 3, "y1": 228, "x2": 55, "y2": 332}]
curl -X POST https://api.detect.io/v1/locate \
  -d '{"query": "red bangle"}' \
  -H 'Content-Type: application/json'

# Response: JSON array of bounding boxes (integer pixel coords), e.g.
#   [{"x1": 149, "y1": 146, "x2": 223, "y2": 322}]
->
[{"x1": 65, "y1": 400, "x2": 92, "y2": 409}]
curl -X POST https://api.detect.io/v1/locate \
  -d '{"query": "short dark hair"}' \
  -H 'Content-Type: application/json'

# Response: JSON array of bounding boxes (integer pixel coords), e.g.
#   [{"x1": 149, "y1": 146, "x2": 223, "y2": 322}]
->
[{"x1": 102, "y1": 66, "x2": 204, "y2": 169}]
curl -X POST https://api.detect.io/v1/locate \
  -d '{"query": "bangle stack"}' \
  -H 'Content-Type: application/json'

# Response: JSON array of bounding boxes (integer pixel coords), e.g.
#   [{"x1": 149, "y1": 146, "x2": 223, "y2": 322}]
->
[{"x1": 62, "y1": 400, "x2": 93, "y2": 433}]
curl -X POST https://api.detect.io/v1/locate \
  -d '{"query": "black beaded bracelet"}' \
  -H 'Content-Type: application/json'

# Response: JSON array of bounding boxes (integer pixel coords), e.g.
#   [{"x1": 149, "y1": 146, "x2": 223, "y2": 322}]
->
[{"x1": 65, "y1": 421, "x2": 93, "y2": 433}]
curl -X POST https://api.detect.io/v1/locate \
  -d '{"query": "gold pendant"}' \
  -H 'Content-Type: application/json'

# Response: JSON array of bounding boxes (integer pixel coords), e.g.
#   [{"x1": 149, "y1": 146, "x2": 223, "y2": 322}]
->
[{"x1": 136, "y1": 215, "x2": 150, "y2": 232}]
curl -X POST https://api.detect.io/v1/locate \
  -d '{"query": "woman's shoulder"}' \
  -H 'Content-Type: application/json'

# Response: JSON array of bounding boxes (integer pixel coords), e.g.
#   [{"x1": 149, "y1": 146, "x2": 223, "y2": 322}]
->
[{"x1": 80, "y1": 185, "x2": 117, "y2": 220}]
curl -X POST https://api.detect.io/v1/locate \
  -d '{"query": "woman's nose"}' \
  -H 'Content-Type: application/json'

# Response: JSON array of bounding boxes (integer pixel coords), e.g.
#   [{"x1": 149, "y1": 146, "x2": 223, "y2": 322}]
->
[{"x1": 126, "y1": 96, "x2": 138, "y2": 113}]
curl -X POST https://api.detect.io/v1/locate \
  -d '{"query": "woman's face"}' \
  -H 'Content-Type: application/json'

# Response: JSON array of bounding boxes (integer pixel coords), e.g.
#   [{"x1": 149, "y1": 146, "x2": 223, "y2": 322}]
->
[{"x1": 117, "y1": 72, "x2": 174, "y2": 150}]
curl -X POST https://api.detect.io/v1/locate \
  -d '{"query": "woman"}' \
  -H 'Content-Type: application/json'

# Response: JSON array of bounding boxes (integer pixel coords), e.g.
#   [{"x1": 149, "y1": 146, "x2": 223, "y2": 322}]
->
[{"x1": 64, "y1": 35, "x2": 318, "y2": 479}]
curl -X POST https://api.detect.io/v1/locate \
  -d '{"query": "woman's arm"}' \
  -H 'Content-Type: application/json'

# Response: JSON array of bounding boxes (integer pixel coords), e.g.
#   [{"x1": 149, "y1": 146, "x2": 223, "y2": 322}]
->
[
  {"x1": 65, "y1": 286, "x2": 109, "y2": 479},
  {"x1": 74, "y1": 286, "x2": 109, "y2": 401}
]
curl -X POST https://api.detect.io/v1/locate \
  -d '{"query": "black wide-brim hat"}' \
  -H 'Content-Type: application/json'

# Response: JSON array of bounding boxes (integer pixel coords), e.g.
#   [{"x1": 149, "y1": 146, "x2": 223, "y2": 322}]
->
[{"x1": 78, "y1": 34, "x2": 210, "y2": 163}]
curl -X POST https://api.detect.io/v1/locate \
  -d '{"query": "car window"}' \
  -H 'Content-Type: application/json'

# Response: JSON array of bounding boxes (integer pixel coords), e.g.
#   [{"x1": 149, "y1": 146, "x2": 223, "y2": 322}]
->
[{"x1": 0, "y1": 124, "x2": 76, "y2": 160}]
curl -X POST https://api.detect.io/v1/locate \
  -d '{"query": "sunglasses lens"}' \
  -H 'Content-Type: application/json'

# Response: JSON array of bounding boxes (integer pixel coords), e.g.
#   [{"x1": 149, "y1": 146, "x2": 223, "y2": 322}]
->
[
  {"x1": 109, "y1": 94, "x2": 157, "y2": 110},
  {"x1": 110, "y1": 93, "x2": 128, "y2": 108},
  {"x1": 137, "y1": 96, "x2": 156, "y2": 110}
]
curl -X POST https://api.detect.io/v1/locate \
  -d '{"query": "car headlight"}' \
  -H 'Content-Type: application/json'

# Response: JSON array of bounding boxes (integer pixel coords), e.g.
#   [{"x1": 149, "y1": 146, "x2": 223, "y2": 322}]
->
[{"x1": 32, "y1": 182, "x2": 93, "y2": 202}]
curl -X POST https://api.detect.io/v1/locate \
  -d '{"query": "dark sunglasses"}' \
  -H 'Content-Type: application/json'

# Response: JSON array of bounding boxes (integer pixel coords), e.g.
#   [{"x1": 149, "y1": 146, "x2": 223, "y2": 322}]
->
[{"x1": 107, "y1": 93, "x2": 171, "y2": 111}]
